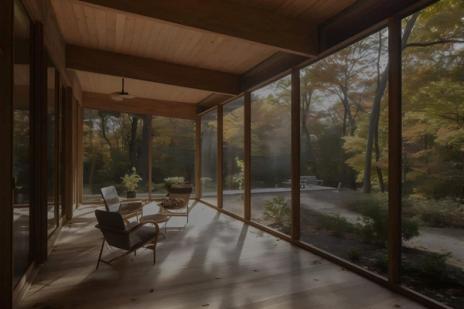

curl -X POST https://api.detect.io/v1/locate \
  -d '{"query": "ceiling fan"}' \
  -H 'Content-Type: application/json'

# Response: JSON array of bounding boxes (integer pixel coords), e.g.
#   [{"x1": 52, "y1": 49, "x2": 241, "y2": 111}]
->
[{"x1": 110, "y1": 78, "x2": 135, "y2": 101}]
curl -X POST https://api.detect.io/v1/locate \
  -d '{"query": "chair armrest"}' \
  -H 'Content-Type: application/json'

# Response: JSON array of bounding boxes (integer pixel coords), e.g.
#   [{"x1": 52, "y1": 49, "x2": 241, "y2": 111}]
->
[
  {"x1": 121, "y1": 200, "x2": 143, "y2": 207},
  {"x1": 127, "y1": 220, "x2": 160, "y2": 235},
  {"x1": 96, "y1": 224, "x2": 129, "y2": 235}
]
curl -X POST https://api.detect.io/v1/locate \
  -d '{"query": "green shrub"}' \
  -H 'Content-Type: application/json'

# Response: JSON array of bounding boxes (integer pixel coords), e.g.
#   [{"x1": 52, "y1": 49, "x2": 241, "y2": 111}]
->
[
  {"x1": 420, "y1": 253, "x2": 450, "y2": 280},
  {"x1": 264, "y1": 196, "x2": 291, "y2": 228},
  {"x1": 404, "y1": 196, "x2": 464, "y2": 228},
  {"x1": 374, "y1": 253, "x2": 388, "y2": 273},
  {"x1": 348, "y1": 193, "x2": 420, "y2": 245},
  {"x1": 347, "y1": 249, "x2": 361, "y2": 263},
  {"x1": 318, "y1": 214, "x2": 355, "y2": 238},
  {"x1": 403, "y1": 252, "x2": 452, "y2": 283}
]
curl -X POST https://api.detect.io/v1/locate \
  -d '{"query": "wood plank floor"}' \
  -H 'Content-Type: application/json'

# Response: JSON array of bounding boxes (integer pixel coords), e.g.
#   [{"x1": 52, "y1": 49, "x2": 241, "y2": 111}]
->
[{"x1": 20, "y1": 202, "x2": 425, "y2": 309}]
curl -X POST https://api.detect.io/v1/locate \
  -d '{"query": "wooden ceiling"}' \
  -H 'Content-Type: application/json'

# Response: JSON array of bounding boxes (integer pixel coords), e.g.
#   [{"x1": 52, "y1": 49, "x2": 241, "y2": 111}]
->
[
  {"x1": 52, "y1": 0, "x2": 277, "y2": 74},
  {"x1": 50, "y1": 0, "x2": 407, "y2": 108},
  {"x1": 75, "y1": 70, "x2": 210, "y2": 103}
]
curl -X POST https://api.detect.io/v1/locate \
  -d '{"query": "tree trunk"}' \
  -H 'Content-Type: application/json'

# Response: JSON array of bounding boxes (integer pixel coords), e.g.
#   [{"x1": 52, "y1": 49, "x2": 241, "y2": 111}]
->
[
  {"x1": 362, "y1": 14, "x2": 418, "y2": 193},
  {"x1": 137, "y1": 115, "x2": 151, "y2": 188},
  {"x1": 99, "y1": 112, "x2": 112, "y2": 150},
  {"x1": 362, "y1": 60, "x2": 388, "y2": 193},
  {"x1": 129, "y1": 115, "x2": 139, "y2": 169},
  {"x1": 301, "y1": 90, "x2": 316, "y2": 176}
]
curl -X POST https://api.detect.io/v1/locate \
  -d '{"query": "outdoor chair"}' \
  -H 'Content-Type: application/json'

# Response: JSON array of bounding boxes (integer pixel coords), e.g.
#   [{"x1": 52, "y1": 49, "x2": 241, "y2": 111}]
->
[
  {"x1": 94, "y1": 209, "x2": 160, "y2": 269},
  {"x1": 100, "y1": 186, "x2": 143, "y2": 221},
  {"x1": 160, "y1": 184, "x2": 192, "y2": 224}
]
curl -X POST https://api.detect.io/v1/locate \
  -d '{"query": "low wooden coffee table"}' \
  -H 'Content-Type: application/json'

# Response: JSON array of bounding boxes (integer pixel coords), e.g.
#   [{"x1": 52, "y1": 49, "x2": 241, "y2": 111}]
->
[{"x1": 140, "y1": 213, "x2": 170, "y2": 236}]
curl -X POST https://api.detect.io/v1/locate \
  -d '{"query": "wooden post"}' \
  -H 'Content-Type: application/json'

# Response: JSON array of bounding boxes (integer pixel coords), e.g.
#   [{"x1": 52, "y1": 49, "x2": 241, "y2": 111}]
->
[
  {"x1": 147, "y1": 116, "x2": 153, "y2": 200},
  {"x1": 217, "y1": 105, "x2": 223, "y2": 209},
  {"x1": 72, "y1": 97, "x2": 79, "y2": 209},
  {"x1": 388, "y1": 16, "x2": 402, "y2": 285},
  {"x1": 54, "y1": 72, "x2": 61, "y2": 223},
  {"x1": 0, "y1": 0, "x2": 14, "y2": 307},
  {"x1": 77, "y1": 105, "x2": 84, "y2": 205},
  {"x1": 195, "y1": 117, "x2": 202, "y2": 199},
  {"x1": 244, "y1": 92, "x2": 251, "y2": 221},
  {"x1": 64, "y1": 87, "x2": 74, "y2": 220},
  {"x1": 31, "y1": 22, "x2": 48, "y2": 263},
  {"x1": 291, "y1": 68, "x2": 301, "y2": 241}
]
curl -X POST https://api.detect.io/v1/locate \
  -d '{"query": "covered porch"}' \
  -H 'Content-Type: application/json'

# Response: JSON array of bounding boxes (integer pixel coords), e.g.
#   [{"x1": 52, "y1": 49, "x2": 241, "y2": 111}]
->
[{"x1": 1, "y1": 0, "x2": 463, "y2": 308}]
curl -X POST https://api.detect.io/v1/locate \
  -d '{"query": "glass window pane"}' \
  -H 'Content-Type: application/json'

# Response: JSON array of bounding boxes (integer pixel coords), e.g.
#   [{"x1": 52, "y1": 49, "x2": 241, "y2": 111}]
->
[
  {"x1": 223, "y1": 98, "x2": 245, "y2": 216},
  {"x1": 82, "y1": 110, "x2": 149, "y2": 202},
  {"x1": 251, "y1": 76, "x2": 292, "y2": 235},
  {"x1": 151, "y1": 116, "x2": 195, "y2": 198},
  {"x1": 300, "y1": 28, "x2": 389, "y2": 276},
  {"x1": 13, "y1": 0, "x2": 31, "y2": 287},
  {"x1": 401, "y1": 1, "x2": 464, "y2": 307},
  {"x1": 201, "y1": 110, "x2": 217, "y2": 205}
]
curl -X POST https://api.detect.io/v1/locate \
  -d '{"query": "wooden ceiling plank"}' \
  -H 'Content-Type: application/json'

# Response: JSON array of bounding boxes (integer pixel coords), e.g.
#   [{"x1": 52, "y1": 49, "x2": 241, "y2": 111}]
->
[
  {"x1": 78, "y1": 0, "x2": 318, "y2": 56},
  {"x1": 82, "y1": 91, "x2": 197, "y2": 119},
  {"x1": 67, "y1": 44, "x2": 241, "y2": 95}
]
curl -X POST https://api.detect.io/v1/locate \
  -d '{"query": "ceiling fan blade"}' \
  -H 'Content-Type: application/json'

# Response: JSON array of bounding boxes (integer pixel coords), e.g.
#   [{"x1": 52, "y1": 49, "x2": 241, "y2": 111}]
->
[
  {"x1": 110, "y1": 94, "x2": 124, "y2": 101},
  {"x1": 123, "y1": 94, "x2": 136, "y2": 99},
  {"x1": 109, "y1": 78, "x2": 134, "y2": 101}
]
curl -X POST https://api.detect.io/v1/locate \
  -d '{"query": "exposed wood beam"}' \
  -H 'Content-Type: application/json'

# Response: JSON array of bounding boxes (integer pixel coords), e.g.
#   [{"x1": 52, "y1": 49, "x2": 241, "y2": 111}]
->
[
  {"x1": 240, "y1": 52, "x2": 307, "y2": 92},
  {"x1": 320, "y1": 0, "x2": 437, "y2": 50},
  {"x1": 197, "y1": 93, "x2": 234, "y2": 113},
  {"x1": 66, "y1": 45, "x2": 241, "y2": 95},
  {"x1": 82, "y1": 92, "x2": 197, "y2": 120},
  {"x1": 240, "y1": 0, "x2": 438, "y2": 94},
  {"x1": 78, "y1": 0, "x2": 318, "y2": 56}
]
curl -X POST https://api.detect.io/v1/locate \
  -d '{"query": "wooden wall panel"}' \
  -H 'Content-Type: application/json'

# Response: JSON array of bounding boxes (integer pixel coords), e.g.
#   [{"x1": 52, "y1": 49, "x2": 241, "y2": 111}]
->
[{"x1": 22, "y1": 0, "x2": 71, "y2": 87}]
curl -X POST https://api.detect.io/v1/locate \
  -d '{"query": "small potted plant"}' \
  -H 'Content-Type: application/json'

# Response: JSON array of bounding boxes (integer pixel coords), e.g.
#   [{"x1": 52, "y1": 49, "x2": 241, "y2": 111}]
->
[
  {"x1": 164, "y1": 176, "x2": 185, "y2": 191},
  {"x1": 121, "y1": 167, "x2": 142, "y2": 198},
  {"x1": 164, "y1": 176, "x2": 193, "y2": 194}
]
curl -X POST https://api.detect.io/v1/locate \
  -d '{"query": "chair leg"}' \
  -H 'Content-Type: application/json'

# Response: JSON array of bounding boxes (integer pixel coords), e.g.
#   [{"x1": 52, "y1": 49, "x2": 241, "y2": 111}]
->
[
  {"x1": 153, "y1": 237, "x2": 158, "y2": 265},
  {"x1": 96, "y1": 239, "x2": 105, "y2": 270}
]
